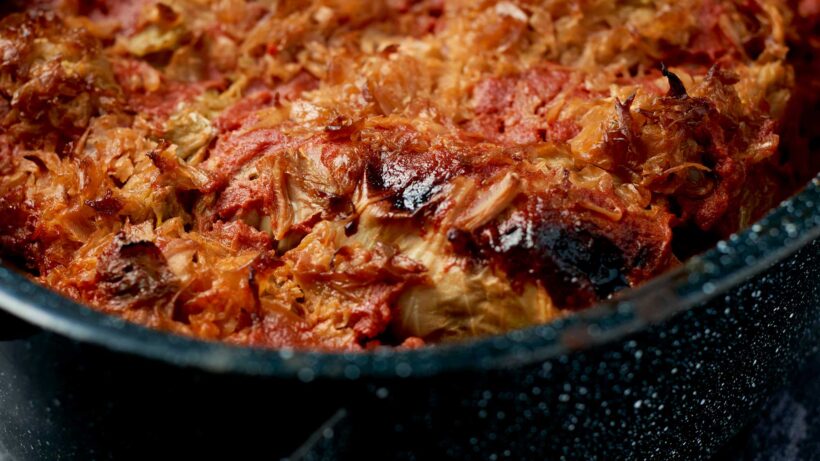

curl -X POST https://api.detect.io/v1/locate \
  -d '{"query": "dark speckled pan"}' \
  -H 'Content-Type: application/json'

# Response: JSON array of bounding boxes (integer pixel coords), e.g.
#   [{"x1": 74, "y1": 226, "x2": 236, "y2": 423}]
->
[{"x1": 0, "y1": 176, "x2": 818, "y2": 460}]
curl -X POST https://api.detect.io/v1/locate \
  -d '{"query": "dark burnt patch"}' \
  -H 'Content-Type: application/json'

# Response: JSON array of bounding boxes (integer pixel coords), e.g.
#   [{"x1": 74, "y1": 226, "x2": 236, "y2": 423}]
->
[
  {"x1": 492, "y1": 215, "x2": 628, "y2": 308},
  {"x1": 532, "y1": 226, "x2": 629, "y2": 302},
  {"x1": 451, "y1": 196, "x2": 637, "y2": 309},
  {"x1": 395, "y1": 176, "x2": 441, "y2": 212},
  {"x1": 365, "y1": 144, "x2": 465, "y2": 213},
  {"x1": 96, "y1": 232, "x2": 177, "y2": 310}
]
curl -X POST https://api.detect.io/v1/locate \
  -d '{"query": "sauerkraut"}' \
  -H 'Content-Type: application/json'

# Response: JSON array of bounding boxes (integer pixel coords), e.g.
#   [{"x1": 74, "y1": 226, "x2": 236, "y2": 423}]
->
[{"x1": 0, "y1": 0, "x2": 817, "y2": 349}]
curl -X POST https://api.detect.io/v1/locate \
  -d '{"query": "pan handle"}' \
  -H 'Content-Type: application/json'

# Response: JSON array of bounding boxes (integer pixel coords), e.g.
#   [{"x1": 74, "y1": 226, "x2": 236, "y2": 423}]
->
[{"x1": 0, "y1": 308, "x2": 39, "y2": 341}]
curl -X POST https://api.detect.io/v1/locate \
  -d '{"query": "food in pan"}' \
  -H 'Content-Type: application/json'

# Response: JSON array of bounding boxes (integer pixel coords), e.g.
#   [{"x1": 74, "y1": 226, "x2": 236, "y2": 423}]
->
[{"x1": 0, "y1": 1, "x2": 817, "y2": 349}]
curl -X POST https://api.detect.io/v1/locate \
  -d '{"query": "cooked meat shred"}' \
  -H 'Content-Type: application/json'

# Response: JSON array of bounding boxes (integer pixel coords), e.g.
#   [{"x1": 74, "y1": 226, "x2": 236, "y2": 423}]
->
[{"x1": 0, "y1": 0, "x2": 817, "y2": 349}]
